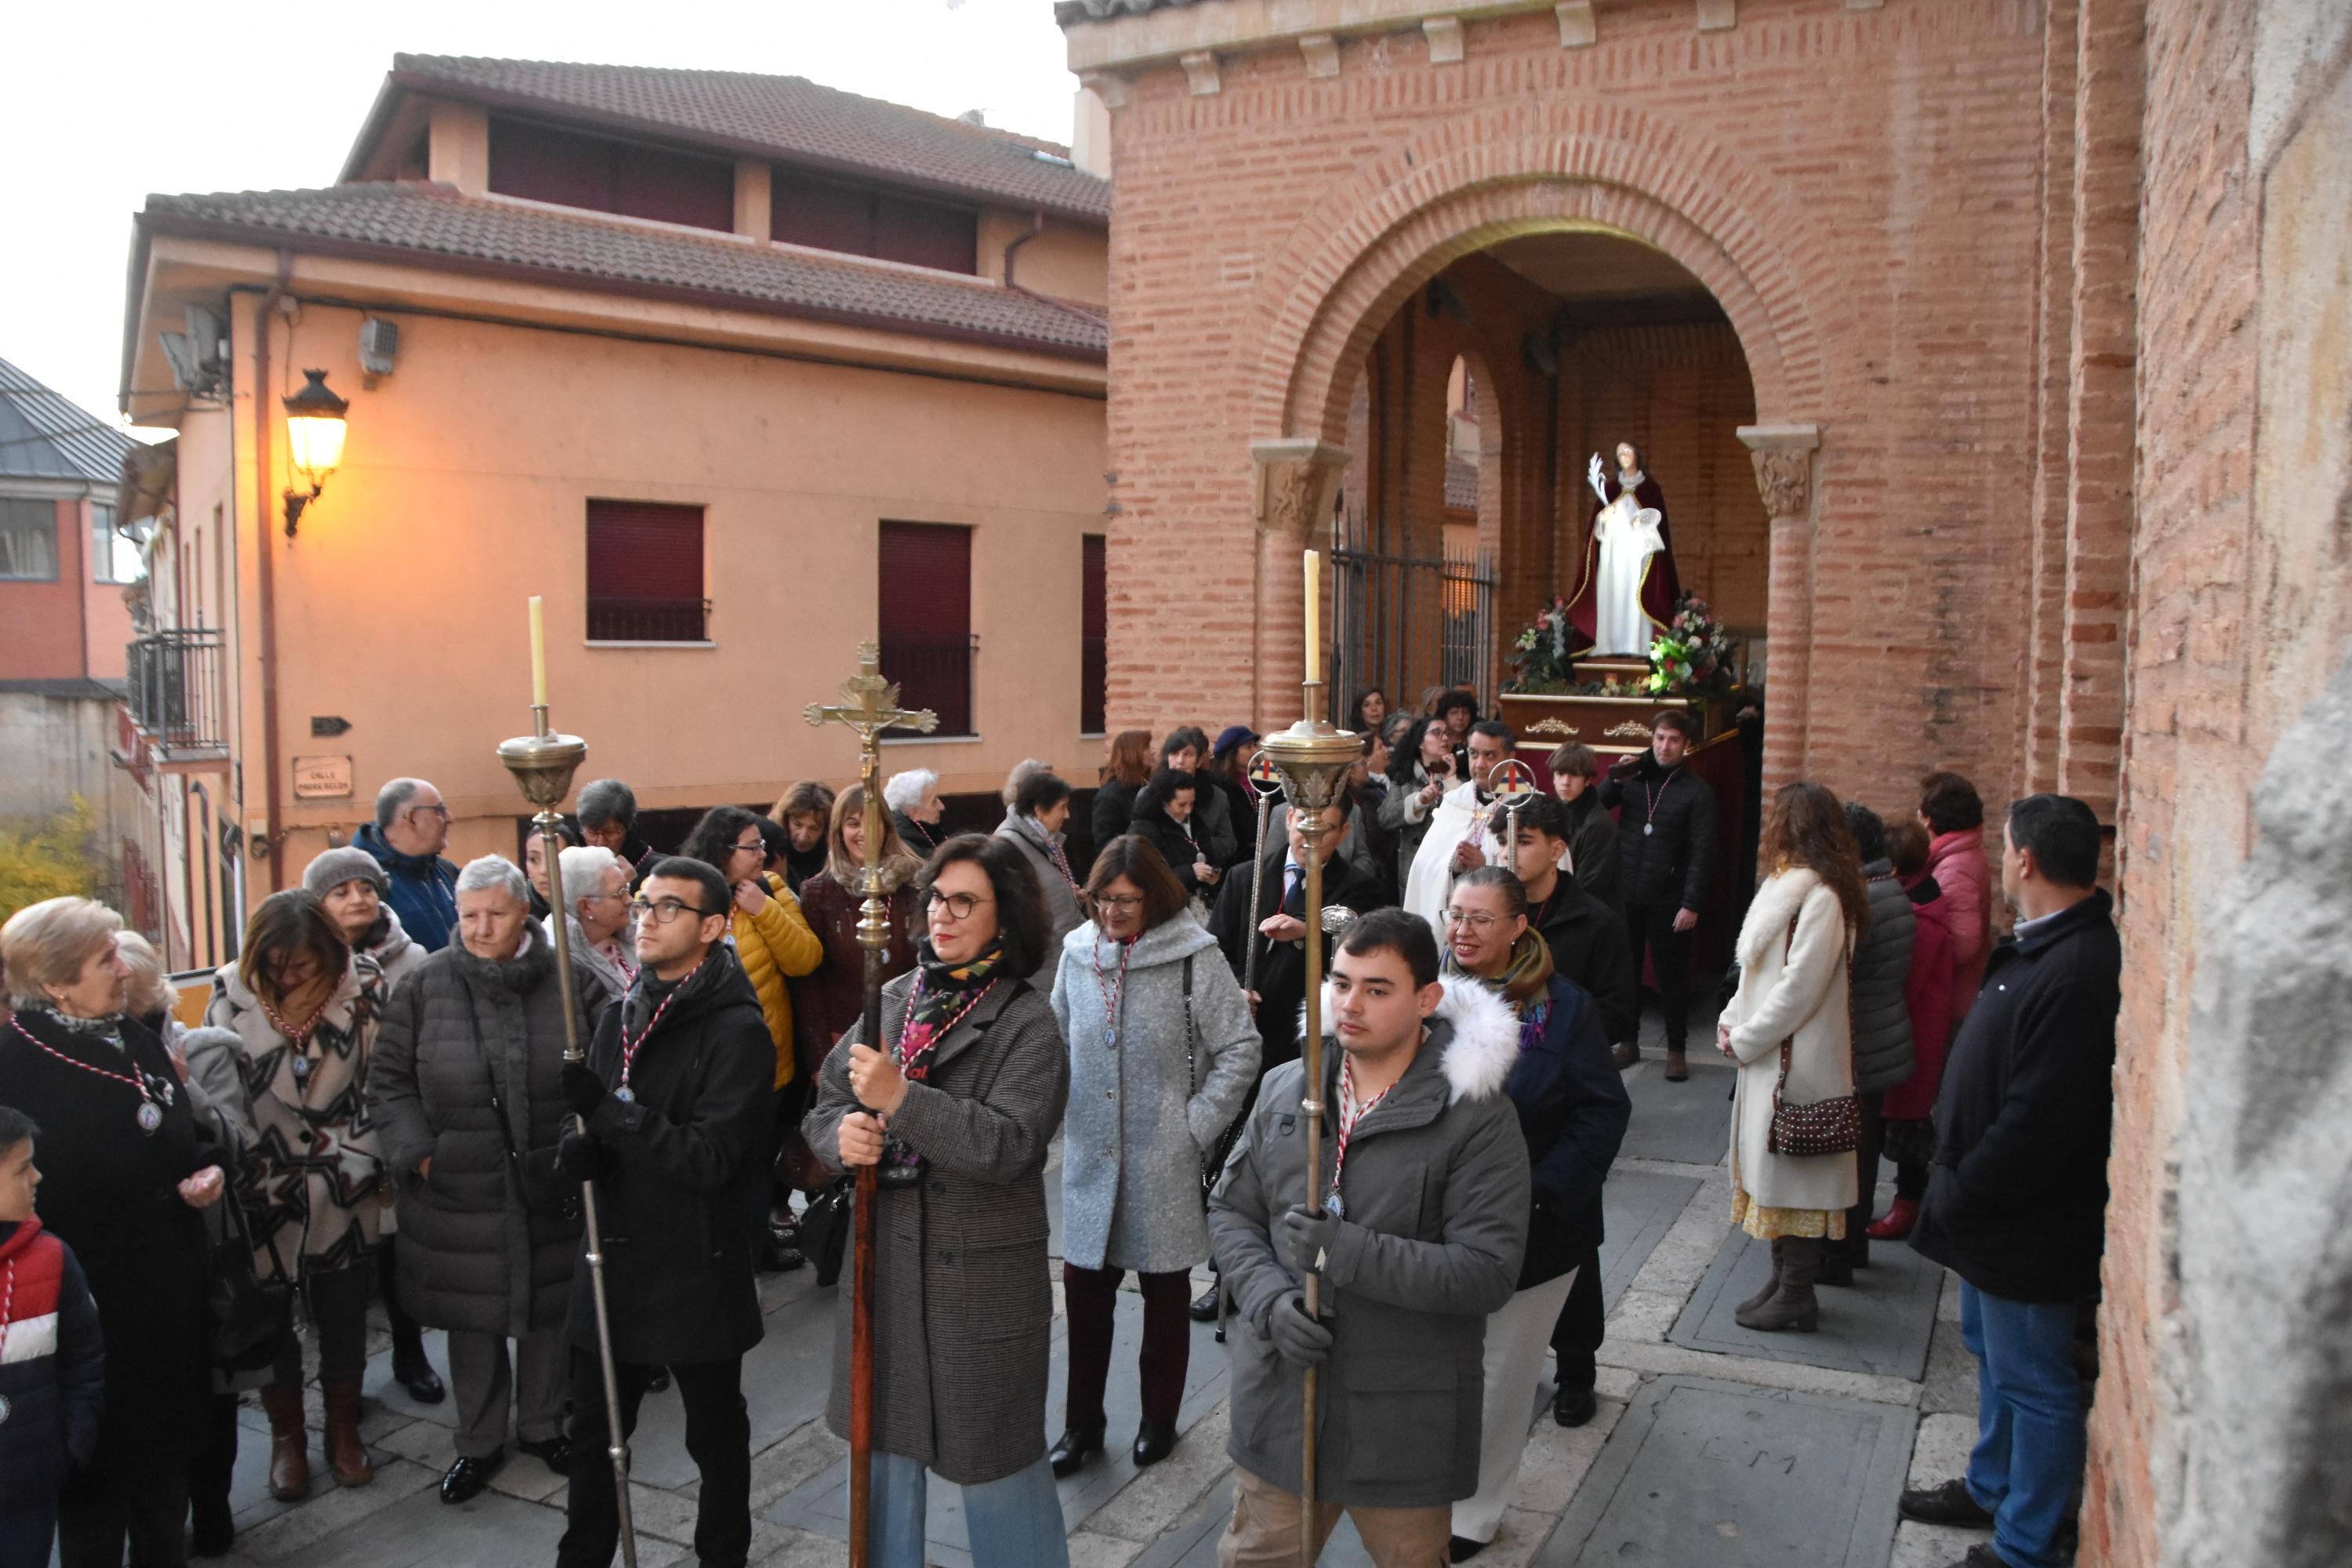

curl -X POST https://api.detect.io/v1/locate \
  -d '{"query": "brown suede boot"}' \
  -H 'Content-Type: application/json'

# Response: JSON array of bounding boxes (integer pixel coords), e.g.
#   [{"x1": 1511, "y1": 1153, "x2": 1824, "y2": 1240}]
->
[
  {"x1": 1737, "y1": 1239, "x2": 1784, "y2": 1316},
  {"x1": 1737, "y1": 1237, "x2": 1821, "y2": 1333},
  {"x1": 260, "y1": 1380, "x2": 310, "y2": 1501},
  {"x1": 322, "y1": 1378, "x2": 375, "y2": 1486}
]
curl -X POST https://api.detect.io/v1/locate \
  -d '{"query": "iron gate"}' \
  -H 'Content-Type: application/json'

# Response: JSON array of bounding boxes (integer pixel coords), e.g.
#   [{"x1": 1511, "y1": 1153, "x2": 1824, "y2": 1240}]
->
[{"x1": 1326, "y1": 507, "x2": 1498, "y2": 728}]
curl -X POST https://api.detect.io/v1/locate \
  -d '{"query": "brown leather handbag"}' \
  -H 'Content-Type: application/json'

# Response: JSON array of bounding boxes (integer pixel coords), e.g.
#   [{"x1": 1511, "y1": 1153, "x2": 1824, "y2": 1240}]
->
[{"x1": 1765, "y1": 911, "x2": 1862, "y2": 1157}]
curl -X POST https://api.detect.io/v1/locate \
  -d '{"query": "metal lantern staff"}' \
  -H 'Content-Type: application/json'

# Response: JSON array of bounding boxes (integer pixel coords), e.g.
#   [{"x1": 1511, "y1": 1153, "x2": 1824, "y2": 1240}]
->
[
  {"x1": 1254, "y1": 577, "x2": 1361, "y2": 1565},
  {"x1": 497, "y1": 666, "x2": 637, "y2": 1568},
  {"x1": 1485, "y1": 757, "x2": 1540, "y2": 855},
  {"x1": 804, "y1": 642, "x2": 936, "y2": 1568}
]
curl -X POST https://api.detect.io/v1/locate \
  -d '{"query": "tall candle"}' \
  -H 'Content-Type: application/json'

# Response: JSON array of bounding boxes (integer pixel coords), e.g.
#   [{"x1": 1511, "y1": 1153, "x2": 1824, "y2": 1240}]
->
[
  {"x1": 528, "y1": 596, "x2": 547, "y2": 706},
  {"x1": 1303, "y1": 549, "x2": 1320, "y2": 679}
]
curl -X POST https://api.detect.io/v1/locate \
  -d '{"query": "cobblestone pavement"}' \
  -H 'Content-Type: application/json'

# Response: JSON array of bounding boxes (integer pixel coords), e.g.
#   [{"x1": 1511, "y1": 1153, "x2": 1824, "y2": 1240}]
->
[{"x1": 185, "y1": 1003, "x2": 1994, "y2": 1568}]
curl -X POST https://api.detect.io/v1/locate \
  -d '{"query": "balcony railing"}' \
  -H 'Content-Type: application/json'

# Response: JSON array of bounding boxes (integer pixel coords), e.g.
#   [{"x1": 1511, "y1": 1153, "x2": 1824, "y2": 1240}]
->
[
  {"x1": 126, "y1": 629, "x2": 228, "y2": 757},
  {"x1": 586, "y1": 597, "x2": 712, "y2": 642}
]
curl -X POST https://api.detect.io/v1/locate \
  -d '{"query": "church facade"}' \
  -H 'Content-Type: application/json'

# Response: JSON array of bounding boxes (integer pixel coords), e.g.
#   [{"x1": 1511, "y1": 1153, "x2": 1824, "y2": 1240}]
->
[{"x1": 1059, "y1": 1, "x2": 2352, "y2": 1563}]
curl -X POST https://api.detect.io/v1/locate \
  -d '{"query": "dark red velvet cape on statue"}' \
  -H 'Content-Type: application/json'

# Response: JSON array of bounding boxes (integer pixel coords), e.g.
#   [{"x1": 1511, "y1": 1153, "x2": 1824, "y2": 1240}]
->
[{"x1": 1564, "y1": 473, "x2": 1682, "y2": 656}]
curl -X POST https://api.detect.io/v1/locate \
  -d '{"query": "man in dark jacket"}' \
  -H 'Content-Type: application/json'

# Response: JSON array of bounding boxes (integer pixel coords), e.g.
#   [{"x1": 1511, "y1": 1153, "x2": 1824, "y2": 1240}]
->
[
  {"x1": 1547, "y1": 742, "x2": 1622, "y2": 913},
  {"x1": 1209, "y1": 793, "x2": 1392, "y2": 1080},
  {"x1": 1596, "y1": 711, "x2": 1714, "y2": 1074},
  {"x1": 355, "y1": 777, "x2": 461, "y2": 953},
  {"x1": 1209, "y1": 910, "x2": 1529, "y2": 1563},
  {"x1": 1494, "y1": 794, "x2": 1639, "y2": 1430},
  {"x1": 1903, "y1": 796, "x2": 2118, "y2": 1568},
  {"x1": 554, "y1": 857, "x2": 775, "y2": 1568}
]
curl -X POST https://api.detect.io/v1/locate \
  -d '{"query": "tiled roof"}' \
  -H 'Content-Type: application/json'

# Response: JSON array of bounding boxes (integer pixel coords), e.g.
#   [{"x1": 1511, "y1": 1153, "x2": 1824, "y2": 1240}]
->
[
  {"x1": 0, "y1": 355, "x2": 139, "y2": 484},
  {"x1": 1054, "y1": 0, "x2": 1214, "y2": 20},
  {"x1": 140, "y1": 183, "x2": 1108, "y2": 361},
  {"x1": 377, "y1": 56, "x2": 1111, "y2": 223}
]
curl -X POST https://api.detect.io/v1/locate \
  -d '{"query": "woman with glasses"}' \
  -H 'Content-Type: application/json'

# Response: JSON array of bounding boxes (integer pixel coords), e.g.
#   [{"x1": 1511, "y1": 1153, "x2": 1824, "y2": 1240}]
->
[
  {"x1": 804, "y1": 834, "x2": 1073, "y2": 1568},
  {"x1": 1439, "y1": 868, "x2": 1630, "y2": 1561},
  {"x1": 1379, "y1": 717, "x2": 1459, "y2": 896},
  {"x1": 205, "y1": 891, "x2": 390, "y2": 1500},
  {"x1": 1047, "y1": 835, "x2": 1257, "y2": 1479},
  {"x1": 683, "y1": 804, "x2": 823, "y2": 1274}
]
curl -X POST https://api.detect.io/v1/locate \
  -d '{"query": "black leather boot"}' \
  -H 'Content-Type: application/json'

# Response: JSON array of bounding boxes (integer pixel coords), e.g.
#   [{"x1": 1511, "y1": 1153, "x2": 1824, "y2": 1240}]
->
[{"x1": 1048, "y1": 1426, "x2": 1105, "y2": 1477}]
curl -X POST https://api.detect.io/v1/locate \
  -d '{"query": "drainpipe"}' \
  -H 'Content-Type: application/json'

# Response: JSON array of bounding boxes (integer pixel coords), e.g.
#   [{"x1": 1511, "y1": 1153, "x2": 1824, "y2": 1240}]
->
[
  {"x1": 1003, "y1": 211, "x2": 1109, "y2": 329},
  {"x1": 252, "y1": 252, "x2": 292, "y2": 887}
]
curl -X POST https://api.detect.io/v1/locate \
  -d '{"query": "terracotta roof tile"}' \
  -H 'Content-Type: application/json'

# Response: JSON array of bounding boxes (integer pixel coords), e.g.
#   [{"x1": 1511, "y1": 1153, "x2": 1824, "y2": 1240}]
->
[
  {"x1": 386, "y1": 55, "x2": 1110, "y2": 222},
  {"x1": 141, "y1": 183, "x2": 1107, "y2": 361}
]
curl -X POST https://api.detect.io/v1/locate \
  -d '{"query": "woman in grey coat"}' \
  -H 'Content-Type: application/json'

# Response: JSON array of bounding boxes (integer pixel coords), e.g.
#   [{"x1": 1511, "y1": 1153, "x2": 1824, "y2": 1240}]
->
[
  {"x1": 1048, "y1": 835, "x2": 1258, "y2": 1477},
  {"x1": 366, "y1": 857, "x2": 595, "y2": 1504},
  {"x1": 993, "y1": 768, "x2": 1086, "y2": 989},
  {"x1": 804, "y1": 833, "x2": 1073, "y2": 1568},
  {"x1": 1828, "y1": 803, "x2": 1915, "y2": 1283}
]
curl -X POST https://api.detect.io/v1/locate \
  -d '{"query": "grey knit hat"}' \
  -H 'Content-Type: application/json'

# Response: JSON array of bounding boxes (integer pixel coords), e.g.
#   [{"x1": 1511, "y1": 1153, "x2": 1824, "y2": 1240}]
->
[{"x1": 304, "y1": 845, "x2": 390, "y2": 898}]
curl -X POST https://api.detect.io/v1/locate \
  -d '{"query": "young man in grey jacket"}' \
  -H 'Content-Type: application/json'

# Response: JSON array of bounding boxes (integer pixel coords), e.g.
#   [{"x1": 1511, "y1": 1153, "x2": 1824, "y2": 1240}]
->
[{"x1": 1207, "y1": 909, "x2": 1530, "y2": 1566}]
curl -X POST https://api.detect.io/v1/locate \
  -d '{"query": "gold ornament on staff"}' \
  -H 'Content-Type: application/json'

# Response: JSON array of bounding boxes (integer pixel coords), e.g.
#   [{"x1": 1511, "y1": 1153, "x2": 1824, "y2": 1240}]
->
[
  {"x1": 495, "y1": 597, "x2": 637, "y2": 1568},
  {"x1": 805, "y1": 641, "x2": 936, "y2": 1568},
  {"x1": 1254, "y1": 549, "x2": 1361, "y2": 1565}
]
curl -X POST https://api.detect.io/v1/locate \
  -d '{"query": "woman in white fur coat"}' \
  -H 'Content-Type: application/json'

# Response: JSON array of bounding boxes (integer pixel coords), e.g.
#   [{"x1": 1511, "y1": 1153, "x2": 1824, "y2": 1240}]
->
[{"x1": 1717, "y1": 782, "x2": 1871, "y2": 1334}]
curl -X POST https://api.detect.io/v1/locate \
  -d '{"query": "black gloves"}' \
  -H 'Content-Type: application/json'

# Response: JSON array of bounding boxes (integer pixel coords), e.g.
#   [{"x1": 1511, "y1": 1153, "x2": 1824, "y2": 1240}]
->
[
  {"x1": 561, "y1": 1061, "x2": 608, "y2": 1119},
  {"x1": 1276, "y1": 1203, "x2": 1341, "y2": 1276},
  {"x1": 554, "y1": 1126, "x2": 608, "y2": 1182},
  {"x1": 1264, "y1": 1288, "x2": 1333, "y2": 1368}
]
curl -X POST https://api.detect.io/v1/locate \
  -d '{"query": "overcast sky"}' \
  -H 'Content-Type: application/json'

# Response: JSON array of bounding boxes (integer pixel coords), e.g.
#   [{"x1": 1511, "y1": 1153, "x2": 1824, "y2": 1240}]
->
[{"x1": 0, "y1": 0, "x2": 1080, "y2": 432}]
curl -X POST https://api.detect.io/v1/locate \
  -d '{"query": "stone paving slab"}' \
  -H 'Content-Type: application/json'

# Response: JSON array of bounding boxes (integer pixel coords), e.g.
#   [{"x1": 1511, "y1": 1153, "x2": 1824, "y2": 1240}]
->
[
  {"x1": 1614, "y1": 1065, "x2": 1735, "y2": 1166},
  {"x1": 1669, "y1": 1226, "x2": 1945, "y2": 1381},
  {"x1": 1535, "y1": 1374, "x2": 1915, "y2": 1568},
  {"x1": 1596, "y1": 1168, "x2": 1704, "y2": 1312}
]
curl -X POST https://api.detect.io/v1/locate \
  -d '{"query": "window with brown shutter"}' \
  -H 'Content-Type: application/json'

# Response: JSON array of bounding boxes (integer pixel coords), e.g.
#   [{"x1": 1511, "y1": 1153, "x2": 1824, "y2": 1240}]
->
[
  {"x1": 586, "y1": 500, "x2": 708, "y2": 641},
  {"x1": 772, "y1": 170, "x2": 978, "y2": 275},
  {"x1": 1081, "y1": 535, "x2": 1106, "y2": 735},
  {"x1": 491, "y1": 118, "x2": 733, "y2": 232},
  {"x1": 878, "y1": 521, "x2": 973, "y2": 736}
]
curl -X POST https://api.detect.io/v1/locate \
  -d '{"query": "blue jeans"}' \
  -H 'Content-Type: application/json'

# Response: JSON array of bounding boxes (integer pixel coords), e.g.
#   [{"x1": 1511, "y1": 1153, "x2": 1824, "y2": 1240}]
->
[
  {"x1": 1960, "y1": 1282, "x2": 2084, "y2": 1568},
  {"x1": 863, "y1": 1451, "x2": 1069, "y2": 1568}
]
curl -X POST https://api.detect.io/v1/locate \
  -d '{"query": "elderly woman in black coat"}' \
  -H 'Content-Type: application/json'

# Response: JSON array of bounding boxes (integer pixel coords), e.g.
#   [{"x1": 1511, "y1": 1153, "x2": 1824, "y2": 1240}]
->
[
  {"x1": 0, "y1": 897, "x2": 225, "y2": 1568},
  {"x1": 804, "y1": 834, "x2": 1073, "y2": 1568},
  {"x1": 368, "y1": 856, "x2": 594, "y2": 1504},
  {"x1": 1131, "y1": 768, "x2": 1222, "y2": 909}
]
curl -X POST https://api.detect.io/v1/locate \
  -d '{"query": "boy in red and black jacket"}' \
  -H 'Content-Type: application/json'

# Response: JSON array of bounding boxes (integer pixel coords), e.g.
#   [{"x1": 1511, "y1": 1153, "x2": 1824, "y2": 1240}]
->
[{"x1": 0, "y1": 1105, "x2": 106, "y2": 1568}]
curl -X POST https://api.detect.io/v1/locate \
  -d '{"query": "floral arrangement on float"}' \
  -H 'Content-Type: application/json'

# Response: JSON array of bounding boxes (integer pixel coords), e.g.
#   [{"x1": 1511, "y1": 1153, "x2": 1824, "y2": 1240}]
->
[
  {"x1": 1504, "y1": 594, "x2": 1577, "y2": 694},
  {"x1": 1643, "y1": 593, "x2": 1737, "y2": 698}
]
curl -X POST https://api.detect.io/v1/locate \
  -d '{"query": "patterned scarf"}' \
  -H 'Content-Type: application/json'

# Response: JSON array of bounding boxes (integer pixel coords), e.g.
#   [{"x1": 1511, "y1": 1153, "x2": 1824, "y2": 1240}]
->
[
  {"x1": 1443, "y1": 933, "x2": 1555, "y2": 1051},
  {"x1": 896, "y1": 939, "x2": 1007, "y2": 1075}
]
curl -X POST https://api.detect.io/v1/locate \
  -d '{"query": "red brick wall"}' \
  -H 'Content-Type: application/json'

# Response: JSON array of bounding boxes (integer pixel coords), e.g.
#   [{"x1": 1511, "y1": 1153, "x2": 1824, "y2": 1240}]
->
[
  {"x1": 1101, "y1": 0, "x2": 2049, "y2": 811},
  {"x1": 2085, "y1": 1, "x2": 2261, "y2": 1562}
]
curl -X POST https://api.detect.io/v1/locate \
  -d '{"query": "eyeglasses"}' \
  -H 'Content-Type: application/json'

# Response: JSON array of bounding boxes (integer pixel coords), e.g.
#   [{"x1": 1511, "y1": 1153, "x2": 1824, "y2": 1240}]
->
[
  {"x1": 925, "y1": 889, "x2": 994, "y2": 921},
  {"x1": 1091, "y1": 895, "x2": 1145, "y2": 913},
  {"x1": 408, "y1": 803, "x2": 451, "y2": 820},
  {"x1": 629, "y1": 896, "x2": 717, "y2": 924},
  {"x1": 1442, "y1": 909, "x2": 1504, "y2": 931},
  {"x1": 731, "y1": 838, "x2": 764, "y2": 855}
]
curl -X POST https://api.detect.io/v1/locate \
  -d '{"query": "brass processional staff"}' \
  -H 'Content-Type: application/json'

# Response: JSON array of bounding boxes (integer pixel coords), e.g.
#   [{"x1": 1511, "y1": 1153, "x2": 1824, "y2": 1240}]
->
[
  {"x1": 496, "y1": 596, "x2": 637, "y2": 1567},
  {"x1": 1254, "y1": 550, "x2": 1362, "y2": 1566},
  {"x1": 804, "y1": 643, "x2": 937, "y2": 1568}
]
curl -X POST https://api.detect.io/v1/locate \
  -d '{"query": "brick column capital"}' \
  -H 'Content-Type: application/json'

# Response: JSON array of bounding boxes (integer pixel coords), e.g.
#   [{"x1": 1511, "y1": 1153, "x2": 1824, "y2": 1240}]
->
[
  {"x1": 1737, "y1": 423, "x2": 1820, "y2": 517},
  {"x1": 1250, "y1": 439, "x2": 1351, "y2": 538}
]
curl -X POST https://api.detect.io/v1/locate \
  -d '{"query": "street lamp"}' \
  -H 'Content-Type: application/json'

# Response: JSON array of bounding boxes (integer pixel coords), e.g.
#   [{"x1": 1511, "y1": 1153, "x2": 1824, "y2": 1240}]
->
[{"x1": 281, "y1": 368, "x2": 348, "y2": 537}]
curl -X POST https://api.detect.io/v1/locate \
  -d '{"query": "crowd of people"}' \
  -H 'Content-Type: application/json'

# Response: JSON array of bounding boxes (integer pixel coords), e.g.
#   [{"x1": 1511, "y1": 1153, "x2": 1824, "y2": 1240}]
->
[{"x1": 0, "y1": 681, "x2": 2118, "y2": 1568}]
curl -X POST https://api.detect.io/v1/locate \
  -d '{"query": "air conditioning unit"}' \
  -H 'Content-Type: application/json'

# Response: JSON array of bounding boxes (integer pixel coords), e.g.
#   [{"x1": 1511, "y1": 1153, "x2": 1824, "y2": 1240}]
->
[
  {"x1": 185, "y1": 305, "x2": 227, "y2": 375},
  {"x1": 360, "y1": 317, "x2": 399, "y2": 376}
]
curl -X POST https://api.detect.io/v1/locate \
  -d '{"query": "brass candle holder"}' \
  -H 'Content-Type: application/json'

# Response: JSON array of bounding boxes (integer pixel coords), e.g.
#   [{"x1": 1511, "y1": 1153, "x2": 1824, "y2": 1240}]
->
[
  {"x1": 495, "y1": 704, "x2": 637, "y2": 1568},
  {"x1": 1251, "y1": 680, "x2": 1359, "y2": 1561}
]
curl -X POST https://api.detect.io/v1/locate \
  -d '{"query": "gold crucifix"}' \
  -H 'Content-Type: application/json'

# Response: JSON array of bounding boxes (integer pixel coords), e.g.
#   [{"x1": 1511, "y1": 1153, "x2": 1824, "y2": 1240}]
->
[{"x1": 804, "y1": 640, "x2": 937, "y2": 939}]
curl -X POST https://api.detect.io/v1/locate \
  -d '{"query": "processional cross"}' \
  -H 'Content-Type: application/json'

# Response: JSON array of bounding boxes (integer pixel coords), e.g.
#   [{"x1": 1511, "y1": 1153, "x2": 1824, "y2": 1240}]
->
[{"x1": 802, "y1": 641, "x2": 933, "y2": 1568}]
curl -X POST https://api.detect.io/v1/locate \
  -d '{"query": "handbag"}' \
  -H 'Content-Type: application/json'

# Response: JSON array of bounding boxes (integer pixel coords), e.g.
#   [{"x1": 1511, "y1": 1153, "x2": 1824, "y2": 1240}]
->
[
  {"x1": 466, "y1": 1003, "x2": 580, "y2": 1225},
  {"x1": 1765, "y1": 911, "x2": 1863, "y2": 1157},
  {"x1": 1181, "y1": 955, "x2": 1247, "y2": 1200},
  {"x1": 799, "y1": 1176, "x2": 855, "y2": 1288},
  {"x1": 205, "y1": 1188, "x2": 293, "y2": 1374}
]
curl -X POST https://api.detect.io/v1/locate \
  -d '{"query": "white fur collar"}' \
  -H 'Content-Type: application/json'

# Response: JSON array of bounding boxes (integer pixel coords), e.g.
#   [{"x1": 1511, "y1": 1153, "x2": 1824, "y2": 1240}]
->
[
  {"x1": 1297, "y1": 972, "x2": 1519, "y2": 1105},
  {"x1": 1737, "y1": 866, "x2": 1824, "y2": 967}
]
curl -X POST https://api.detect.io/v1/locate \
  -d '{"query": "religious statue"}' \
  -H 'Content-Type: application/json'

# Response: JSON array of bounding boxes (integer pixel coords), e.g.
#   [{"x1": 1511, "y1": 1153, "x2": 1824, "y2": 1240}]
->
[{"x1": 1564, "y1": 441, "x2": 1682, "y2": 657}]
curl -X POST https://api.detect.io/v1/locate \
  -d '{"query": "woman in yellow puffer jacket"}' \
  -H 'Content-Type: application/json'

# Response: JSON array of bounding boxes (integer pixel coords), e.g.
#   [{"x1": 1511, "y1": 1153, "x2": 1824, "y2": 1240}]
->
[{"x1": 681, "y1": 806, "x2": 822, "y2": 1087}]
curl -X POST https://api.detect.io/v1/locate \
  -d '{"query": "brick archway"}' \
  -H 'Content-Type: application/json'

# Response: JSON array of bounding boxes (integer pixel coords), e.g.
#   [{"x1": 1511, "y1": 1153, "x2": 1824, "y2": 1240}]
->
[{"x1": 1246, "y1": 101, "x2": 1828, "y2": 777}]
